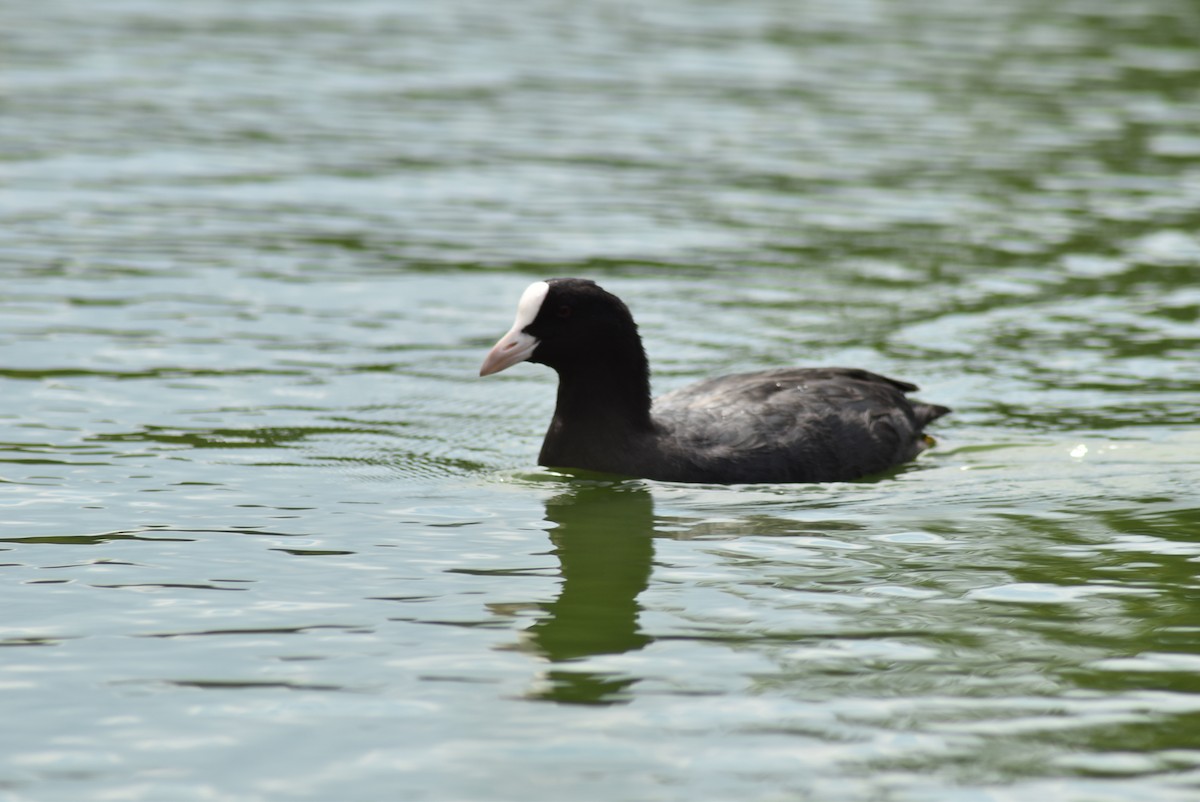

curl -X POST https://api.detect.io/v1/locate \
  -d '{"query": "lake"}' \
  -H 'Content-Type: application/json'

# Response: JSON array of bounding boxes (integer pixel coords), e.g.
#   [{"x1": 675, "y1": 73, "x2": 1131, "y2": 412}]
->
[{"x1": 2, "y1": 0, "x2": 1199, "y2": 800}]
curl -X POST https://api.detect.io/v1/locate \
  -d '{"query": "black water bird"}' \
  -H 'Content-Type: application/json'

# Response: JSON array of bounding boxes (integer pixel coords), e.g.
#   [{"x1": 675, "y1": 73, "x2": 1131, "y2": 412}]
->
[{"x1": 480, "y1": 278, "x2": 949, "y2": 484}]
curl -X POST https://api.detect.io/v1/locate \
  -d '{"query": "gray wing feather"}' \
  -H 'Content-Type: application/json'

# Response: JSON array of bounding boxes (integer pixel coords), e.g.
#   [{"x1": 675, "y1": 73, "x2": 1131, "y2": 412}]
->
[{"x1": 650, "y1": 367, "x2": 947, "y2": 483}]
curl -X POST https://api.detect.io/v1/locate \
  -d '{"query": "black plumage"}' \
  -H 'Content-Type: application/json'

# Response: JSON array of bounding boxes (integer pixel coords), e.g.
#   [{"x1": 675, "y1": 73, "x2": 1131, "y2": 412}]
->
[{"x1": 480, "y1": 278, "x2": 950, "y2": 484}]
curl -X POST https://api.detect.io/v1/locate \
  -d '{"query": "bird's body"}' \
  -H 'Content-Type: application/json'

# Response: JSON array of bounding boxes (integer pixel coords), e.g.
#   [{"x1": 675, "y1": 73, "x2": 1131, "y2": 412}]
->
[{"x1": 481, "y1": 279, "x2": 949, "y2": 484}]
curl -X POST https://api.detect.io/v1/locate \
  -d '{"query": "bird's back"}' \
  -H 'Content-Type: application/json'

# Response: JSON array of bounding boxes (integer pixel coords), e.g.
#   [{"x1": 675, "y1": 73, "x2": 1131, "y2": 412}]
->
[{"x1": 649, "y1": 367, "x2": 950, "y2": 483}]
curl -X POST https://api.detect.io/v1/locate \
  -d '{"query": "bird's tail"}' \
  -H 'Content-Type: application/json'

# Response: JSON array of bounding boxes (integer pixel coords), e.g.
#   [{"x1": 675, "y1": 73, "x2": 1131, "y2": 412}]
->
[{"x1": 914, "y1": 403, "x2": 951, "y2": 428}]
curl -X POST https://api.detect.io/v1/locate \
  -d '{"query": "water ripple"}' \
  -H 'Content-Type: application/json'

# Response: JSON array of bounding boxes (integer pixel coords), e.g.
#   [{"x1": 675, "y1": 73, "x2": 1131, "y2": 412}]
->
[{"x1": 3, "y1": 0, "x2": 1200, "y2": 800}]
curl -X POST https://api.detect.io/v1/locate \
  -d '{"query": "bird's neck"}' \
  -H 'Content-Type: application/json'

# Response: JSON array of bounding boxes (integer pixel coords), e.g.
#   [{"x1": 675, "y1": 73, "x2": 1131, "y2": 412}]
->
[
  {"x1": 555, "y1": 361, "x2": 653, "y2": 428},
  {"x1": 539, "y1": 349, "x2": 655, "y2": 471}
]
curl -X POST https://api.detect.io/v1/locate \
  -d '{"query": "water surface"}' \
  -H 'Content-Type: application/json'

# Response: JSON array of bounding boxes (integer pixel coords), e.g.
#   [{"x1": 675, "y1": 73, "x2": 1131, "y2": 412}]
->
[{"x1": 2, "y1": 1, "x2": 1200, "y2": 800}]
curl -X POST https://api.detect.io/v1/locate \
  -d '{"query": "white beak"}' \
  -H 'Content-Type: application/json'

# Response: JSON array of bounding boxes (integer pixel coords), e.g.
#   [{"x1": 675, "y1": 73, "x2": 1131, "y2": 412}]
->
[
  {"x1": 480, "y1": 329, "x2": 540, "y2": 376},
  {"x1": 479, "y1": 281, "x2": 549, "y2": 377}
]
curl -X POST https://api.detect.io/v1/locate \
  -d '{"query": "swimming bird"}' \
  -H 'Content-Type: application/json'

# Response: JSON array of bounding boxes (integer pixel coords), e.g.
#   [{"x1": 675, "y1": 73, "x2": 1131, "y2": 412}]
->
[{"x1": 480, "y1": 278, "x2": 949, "y2": 484}]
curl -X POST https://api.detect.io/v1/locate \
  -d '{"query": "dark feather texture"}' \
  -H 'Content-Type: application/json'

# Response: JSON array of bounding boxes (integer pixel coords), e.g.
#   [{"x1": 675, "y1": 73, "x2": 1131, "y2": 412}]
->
[{"x1": 483, "y1": 278, "x2": 950, "y2": 484}]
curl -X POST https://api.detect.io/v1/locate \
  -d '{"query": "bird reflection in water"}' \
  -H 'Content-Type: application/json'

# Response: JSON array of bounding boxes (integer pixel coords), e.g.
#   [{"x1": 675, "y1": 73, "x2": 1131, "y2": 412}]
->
[{"x1": 506, "y1": 479, "x2": 656, "y2": 705}]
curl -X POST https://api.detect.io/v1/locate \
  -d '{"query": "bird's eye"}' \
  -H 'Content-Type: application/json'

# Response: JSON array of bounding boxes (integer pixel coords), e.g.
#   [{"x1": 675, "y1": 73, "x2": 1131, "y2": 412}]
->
[{"x1": 556, "y1": 304, "x2": 572, "y2": 319}]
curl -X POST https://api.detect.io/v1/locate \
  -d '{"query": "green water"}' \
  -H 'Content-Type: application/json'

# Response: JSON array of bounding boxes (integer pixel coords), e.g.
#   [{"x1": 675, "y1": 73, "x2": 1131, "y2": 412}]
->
[{"x1": 2, "y1": 1, "x2": 1199, "y2": 800}]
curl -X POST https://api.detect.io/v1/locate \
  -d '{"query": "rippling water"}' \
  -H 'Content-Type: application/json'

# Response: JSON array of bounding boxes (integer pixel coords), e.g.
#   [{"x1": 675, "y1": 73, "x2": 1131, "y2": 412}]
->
[{"x1": 3, "y1": 0, "x2": 1199, "y2": 800}]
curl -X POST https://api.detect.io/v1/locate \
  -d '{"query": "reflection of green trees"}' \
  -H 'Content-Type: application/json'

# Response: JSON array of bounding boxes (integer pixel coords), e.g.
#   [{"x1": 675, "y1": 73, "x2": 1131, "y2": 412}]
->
[
  {"x1": 984, "y1": 502, "x2": 1200, "y2": 756},
  {"x1": 522, "y1": 482, "x2": 655, "y2": 705},
  {"x1": 0, "y1": 530, "x2": 194, "y2": 546},
  {"x1": 90, "y1": 424, "x2": 383, "y2": 449}
]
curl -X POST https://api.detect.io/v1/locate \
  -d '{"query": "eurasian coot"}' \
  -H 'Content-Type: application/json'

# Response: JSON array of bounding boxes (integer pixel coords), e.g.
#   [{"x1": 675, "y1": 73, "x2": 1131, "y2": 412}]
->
[{"x1": 480, "y1": 278, "x2": 949, "y2": 484}]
